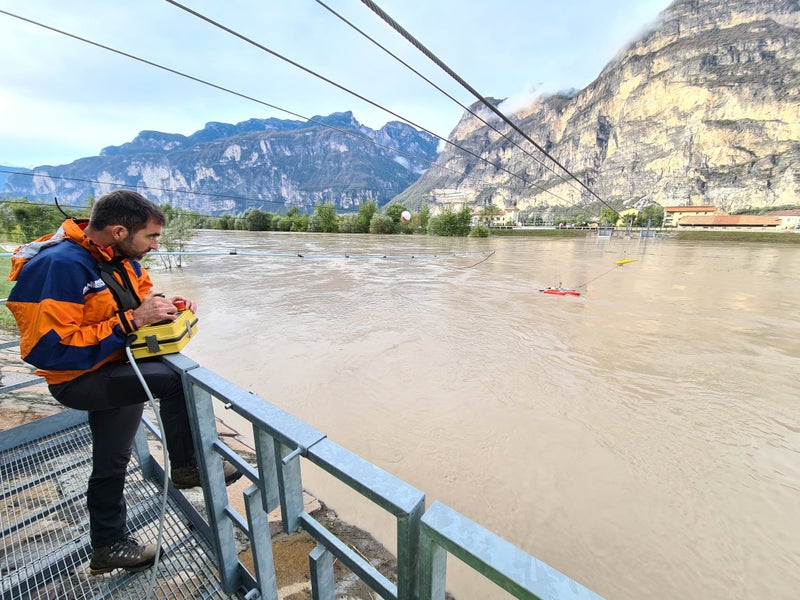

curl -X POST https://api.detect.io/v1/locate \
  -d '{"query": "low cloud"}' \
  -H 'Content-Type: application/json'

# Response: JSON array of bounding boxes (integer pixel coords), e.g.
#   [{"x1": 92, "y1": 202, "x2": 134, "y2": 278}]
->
[{"x1": 497, "y1": 84, "x2": 542, "y2": 118}]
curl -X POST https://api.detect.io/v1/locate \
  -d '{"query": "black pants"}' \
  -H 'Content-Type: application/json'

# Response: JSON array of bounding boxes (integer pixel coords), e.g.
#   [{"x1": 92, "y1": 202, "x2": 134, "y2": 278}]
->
[{"x1": 50, "y1": 359, "x2": 196, "y2": 549}]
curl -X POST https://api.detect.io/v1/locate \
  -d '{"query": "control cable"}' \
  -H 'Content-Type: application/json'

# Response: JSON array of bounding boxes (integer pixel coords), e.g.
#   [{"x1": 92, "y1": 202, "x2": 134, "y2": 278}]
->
[{"x1": 124, "y1": 343, "x2": 171, "y2": 600}]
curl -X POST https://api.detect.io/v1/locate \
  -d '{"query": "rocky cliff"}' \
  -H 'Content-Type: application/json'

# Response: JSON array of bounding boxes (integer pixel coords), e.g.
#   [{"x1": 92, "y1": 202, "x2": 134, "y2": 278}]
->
[
  {"x1": 4, "y1": 0, "x2": 796, "y2": 218},
  {"x1": 395, "y1": 0, "x2": 800, "y2": 215},
  {"x1": 2, "y1": 112, "x2": 439, "y2": 215}
]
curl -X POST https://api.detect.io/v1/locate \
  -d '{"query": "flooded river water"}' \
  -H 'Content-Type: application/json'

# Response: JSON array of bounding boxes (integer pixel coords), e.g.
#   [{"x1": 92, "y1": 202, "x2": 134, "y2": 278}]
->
[{"x1": 155, "y1": 230, "x2": 800, "y2": 600}]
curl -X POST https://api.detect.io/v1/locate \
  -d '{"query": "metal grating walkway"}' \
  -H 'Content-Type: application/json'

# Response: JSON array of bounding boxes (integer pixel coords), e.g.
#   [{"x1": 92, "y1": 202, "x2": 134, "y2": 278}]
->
[{"x1": 0, "y1": 414, "x2": 227, "y2": 600}]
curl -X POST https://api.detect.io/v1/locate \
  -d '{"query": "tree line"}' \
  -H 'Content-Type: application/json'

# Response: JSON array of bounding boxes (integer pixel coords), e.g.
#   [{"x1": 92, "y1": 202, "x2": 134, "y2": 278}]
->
[{"x1": 0, "y1": 198, "x2": 478, "y2": 246}]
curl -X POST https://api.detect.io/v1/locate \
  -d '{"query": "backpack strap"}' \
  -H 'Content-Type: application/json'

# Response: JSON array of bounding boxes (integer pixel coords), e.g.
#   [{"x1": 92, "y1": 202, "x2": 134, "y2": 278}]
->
[{"x1": 95, "y1": 260, "x2": 141, "y2": 334}]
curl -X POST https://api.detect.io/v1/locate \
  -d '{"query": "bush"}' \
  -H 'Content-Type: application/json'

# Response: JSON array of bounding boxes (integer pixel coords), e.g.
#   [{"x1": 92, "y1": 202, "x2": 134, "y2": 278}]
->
[
  {"x1": 470, "y1": 224, "x2": 490, "y2": 238},
  {"x1": 428, "y1": 207, "x2": 472, "y2": 236},
  {"x1": 308, "y1": 204, "x2": 339, "y2": 233},
  {"x1": 337, "y1": 214, "x2": 356, "y2": 233},
  {"x1": 369, "y1": 214, "x2": 395, "y2": 234}
]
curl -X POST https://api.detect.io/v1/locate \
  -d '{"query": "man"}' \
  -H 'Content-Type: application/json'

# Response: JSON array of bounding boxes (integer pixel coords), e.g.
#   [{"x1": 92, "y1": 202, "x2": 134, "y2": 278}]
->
[{"x1": 6, "y1": 190, "x2": 239, "y2": 575}]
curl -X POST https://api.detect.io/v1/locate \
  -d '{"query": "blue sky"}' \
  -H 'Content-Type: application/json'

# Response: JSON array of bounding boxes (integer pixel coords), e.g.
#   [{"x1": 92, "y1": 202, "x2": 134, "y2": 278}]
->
[{"x1": 0, "y1": 0, "x2": 669, "y2": 168}]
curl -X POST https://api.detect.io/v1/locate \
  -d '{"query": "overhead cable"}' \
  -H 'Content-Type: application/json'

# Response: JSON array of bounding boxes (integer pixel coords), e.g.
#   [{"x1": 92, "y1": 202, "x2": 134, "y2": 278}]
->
[
  {"x1": 0, "y1": 7, "x2": 563, "y2": 203},
  {"x1": 313, "y1": 0, "x2": 578, "y2": 193},
  {"x1": 161, "y1": 0, "x2": 564, "y2": 198},
  {"x1": 357, "y1": 0, "x2": 620, "y2": 218}
]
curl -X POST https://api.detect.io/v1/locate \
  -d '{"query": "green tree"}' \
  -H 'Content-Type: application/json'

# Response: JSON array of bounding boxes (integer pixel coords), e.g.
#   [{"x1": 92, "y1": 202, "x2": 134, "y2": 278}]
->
[
  {"x1": 480, "y1": 203, "x2": 501, "y2": 226},
  {"x1": 242, "y1": 208, "x2": 272, "y2": 231},
  {"x1": 0, "y1": 202, "x2": 17, "y2": 240},
  {"x1": 11, "y1": 201, "x2": 64, "y2": 242},
  {"x1": 384, "y1": 203, "x2": 407, "y2": 229},
  {"x1": 599, "y1": 207, "x2": 618, "y2": 227},
  {"x1": 635, "y1": 204, "x2": 664, "y2": 227},
  {"x1": 290, "y1": 215, "x2": 309, "y2": 232},
  {"x1": 398, "y1": 212, "x2": 417, "y2": 234},
  {"x1": 419, "y1": 204, "x2": 431, "y2": 231},
  {"x1": 369, "y1": 213, "x2": 395, "y2": 234},
  {"x1": 272, "y1": 216, "x2": 293, "y2": 231},
  {"x1": 154, "y1": 206, "x2": 198, "y2": 269},
  {"x1": 354, "y1": 201, "x2": 377, "y2": 233},
  {"x1": 308, "y1": 203, "x2": 339, "y2": 233},
  {"x1": 428, "y1": 206, "x2": 473, "y2": 236},
  {"x1": 216, "y1": 214, "x2": 236, "y2": 230},
  {"x1": 337, "y1": 214, "x2": 356, "y2": 233},
  {"x1": 572, "y1": 212, "x2": 589, "y2": 227},
  {"x1": 470, "y1": 223, "x2": 490, "y2": 238}
]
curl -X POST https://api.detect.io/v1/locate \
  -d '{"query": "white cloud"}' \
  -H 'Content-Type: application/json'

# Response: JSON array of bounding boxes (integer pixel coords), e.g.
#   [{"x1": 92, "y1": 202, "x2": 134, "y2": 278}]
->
[
  {"x1": 0, "y1": 0, "x2": 671, "y2": 167},
  {"x1": 497, "y1": 84, "x2": 543, "y2": 118}
]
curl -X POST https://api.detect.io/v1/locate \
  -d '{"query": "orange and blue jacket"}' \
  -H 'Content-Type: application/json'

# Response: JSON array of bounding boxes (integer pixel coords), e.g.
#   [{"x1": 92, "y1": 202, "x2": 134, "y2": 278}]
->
[{"x1": 6, "y1": 219, "x2": 153, "y2": 385}]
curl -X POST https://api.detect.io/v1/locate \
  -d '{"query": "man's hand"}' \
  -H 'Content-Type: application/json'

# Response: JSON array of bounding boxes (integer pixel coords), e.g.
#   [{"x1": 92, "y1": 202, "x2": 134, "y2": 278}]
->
[
  {"x1": 131, "y1": 291, "x2": 182, "y2": 326},
  {"x1": 168, "y1": 295, "x2": 197, "y2": 314}
]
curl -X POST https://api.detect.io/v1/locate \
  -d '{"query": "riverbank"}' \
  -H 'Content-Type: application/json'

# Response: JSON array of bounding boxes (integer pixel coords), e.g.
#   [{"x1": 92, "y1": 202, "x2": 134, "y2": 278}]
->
[
  {"x1": 0, "y1": 338, "x2": 407, "y2": 599},
  {"x1": 674, "y1": 229, "x2": 800, "y2": 242},
  {"x1": 489, "y1": 227, "x2": 800, "y2": 242}
]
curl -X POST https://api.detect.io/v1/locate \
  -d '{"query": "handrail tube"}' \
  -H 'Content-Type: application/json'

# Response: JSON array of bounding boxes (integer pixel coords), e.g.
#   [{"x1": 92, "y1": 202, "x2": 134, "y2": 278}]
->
[
  {"x1": 211, "y1": 438, "x2": 259, "y2": 483},
  {"x1": 307, "y1": 437, "x2": 424, "y2": 516},
  {"x1": 274, "y1": 436, "x2": 305, "y2": 533},
  {"x1": 253, "y1": 427, "x2": 280, "y2": 514},
  {"x1": 419, "y1": 501, "x2": 605, "y2": 600},
  {"x1": 299, "y1": 512, "x2": 398, "y2": 599},
  {"x1": 184, "y1": 366, "x2": 327, "y2": 452},
  {"x1": 155, "y1": 355, "x2": 604, "y2": 600},
  {"x1": 306, "y1": 437, "x2": 424, "y2": 600}
]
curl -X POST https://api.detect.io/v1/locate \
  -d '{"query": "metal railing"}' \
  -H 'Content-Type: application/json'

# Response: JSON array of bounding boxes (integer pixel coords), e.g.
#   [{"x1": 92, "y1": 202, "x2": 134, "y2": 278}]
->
[
  {"x1": 154, "y1": 353, "x2": 605, "y2": 600},
  {"x1": 0, "y1": 337, "x2": 605, "y2": 599}
]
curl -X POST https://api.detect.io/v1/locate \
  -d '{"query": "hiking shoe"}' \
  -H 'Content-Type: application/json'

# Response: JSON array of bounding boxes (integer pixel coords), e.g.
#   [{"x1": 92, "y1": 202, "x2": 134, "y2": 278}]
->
[
  {"x1": 89, "y1": 536, "x2": 156, "y2": 575},
  {"x1": 171, "y1": 461, "x2": 242, "y2": 489}
]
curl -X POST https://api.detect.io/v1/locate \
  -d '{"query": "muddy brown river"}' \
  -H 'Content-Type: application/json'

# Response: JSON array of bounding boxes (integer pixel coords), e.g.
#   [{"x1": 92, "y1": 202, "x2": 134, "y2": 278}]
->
[{"x1": 155, "y1": 230, "x2": 800, "y2": 600}]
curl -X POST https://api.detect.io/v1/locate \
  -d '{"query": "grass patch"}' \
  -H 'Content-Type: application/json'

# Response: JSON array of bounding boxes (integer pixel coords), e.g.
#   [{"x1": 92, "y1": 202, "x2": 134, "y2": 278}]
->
[
  {"x1": 0, "y1": 257, "x2": 19, "y2": 333},
  {"x1": 675, "y1": 230, "x2": 800, "y2": 243}
]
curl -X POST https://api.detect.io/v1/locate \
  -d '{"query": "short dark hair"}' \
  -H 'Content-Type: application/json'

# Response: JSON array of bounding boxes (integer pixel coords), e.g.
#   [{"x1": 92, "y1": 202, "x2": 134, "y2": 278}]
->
[{"x1": 89, "y1": 190, "x2": 166, "y2": 232}]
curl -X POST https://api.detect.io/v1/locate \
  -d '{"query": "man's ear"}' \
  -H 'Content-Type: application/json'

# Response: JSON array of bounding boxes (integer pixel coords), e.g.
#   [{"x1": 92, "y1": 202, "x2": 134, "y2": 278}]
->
[{"x1": 110, "y1": 225, "x2": 128, "y2": 241}]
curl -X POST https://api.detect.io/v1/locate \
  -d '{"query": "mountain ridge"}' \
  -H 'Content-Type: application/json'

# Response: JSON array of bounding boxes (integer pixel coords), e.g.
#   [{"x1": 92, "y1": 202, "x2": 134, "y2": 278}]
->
[
  {"x1": 4, "y1": 0, "x2": 797, "y2": 218},
  {"x1": 2, "y1": 111, "x2": 439, "y2": 215},
  {"x1": 394, "y1": 0, "x2": 800, "y2": 215}
]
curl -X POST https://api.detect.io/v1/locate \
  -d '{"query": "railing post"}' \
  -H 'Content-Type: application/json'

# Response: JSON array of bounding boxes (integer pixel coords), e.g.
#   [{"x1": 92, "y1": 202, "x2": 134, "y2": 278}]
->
[
  {"x1": 419, "y1": 501, "x2": 605, "y2": 600},
  {"x1": 253, "y1": 427, "x2": 280, "y2": 514},
  {"x1": 397, "y1": 497, "x2": 425, "y2": 600},
  {"x1": 244, "y1": 484, "x2": 279, "y2": 600},
  {"x1": 309, "y1": 544, "x2": 335, "y2": 600},
  {"x1": 419, "y1": 523, "x2": 448, "y2": 600},
  {"x1": 275, "y1": 441, "x2": 304, "y2": 533},
  {"x1": 184, "y1": 380, "x2": 240, "y2": 594}
]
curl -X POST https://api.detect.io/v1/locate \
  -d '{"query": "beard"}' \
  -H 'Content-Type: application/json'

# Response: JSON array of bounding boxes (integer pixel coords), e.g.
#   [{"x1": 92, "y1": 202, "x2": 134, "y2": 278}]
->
[{"x1": 113, "y1": 238, "x2": 148, "y2": 261}]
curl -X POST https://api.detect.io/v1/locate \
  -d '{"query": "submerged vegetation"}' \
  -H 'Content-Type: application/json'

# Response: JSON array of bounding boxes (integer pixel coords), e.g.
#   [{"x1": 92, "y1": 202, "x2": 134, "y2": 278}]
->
[
  {"x1": 1, "y1": 197, "x2": 797, "y2": 251},
  {"x1": 0, "y1": 197, "x2": 475, "y2": 244}
]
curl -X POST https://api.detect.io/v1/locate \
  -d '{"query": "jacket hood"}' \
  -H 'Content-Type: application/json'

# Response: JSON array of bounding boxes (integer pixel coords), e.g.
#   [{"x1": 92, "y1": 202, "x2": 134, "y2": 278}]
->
[{"x1": 7, "y1": 219, "x2": 113, "y2": 281}]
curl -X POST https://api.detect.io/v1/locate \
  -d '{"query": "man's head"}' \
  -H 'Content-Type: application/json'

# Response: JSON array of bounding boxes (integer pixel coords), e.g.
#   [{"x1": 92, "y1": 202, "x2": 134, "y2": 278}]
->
[
  {"x1": 90, "y1": 190, "x2": 165, "y2": 232},
  {"x1": 88, "y1": 190, "x2": 166, "y2": 260}
]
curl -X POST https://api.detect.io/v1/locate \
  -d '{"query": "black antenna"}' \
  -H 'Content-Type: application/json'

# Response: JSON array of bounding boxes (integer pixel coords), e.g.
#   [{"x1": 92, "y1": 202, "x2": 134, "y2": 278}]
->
[{"x1": 54, "y1": 196, "x2": 73, "y2": 219}]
